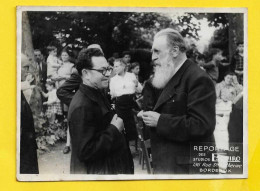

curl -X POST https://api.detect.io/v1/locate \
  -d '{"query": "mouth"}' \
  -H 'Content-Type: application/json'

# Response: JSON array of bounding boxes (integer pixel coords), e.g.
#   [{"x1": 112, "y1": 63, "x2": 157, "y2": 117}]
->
[{"x1": 152, "y1": 62, "x2": 161, "y2": 67}]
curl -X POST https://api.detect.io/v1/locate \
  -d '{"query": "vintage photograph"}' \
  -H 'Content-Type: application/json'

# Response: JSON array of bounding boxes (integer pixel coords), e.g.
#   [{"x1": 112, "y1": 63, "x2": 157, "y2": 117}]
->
[{"x1": 17, "y1": 7, "x2": 247, "y2": 181}]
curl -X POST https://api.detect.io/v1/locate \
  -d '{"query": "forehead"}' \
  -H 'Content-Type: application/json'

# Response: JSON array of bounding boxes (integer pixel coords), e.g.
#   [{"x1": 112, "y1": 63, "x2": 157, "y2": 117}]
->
[
  {"x1": 216, "y1": 51, "x2": 223, "y2": 55},
  {"x1": 61, "y1": 52, "x2": 69, "y2": 55},
  {"x1": 91, "y1": 56, "x2": 108, "y2": 68},
  {"x1": 34, "y1": 51, "x2": 41, "y2": 55},
  {"x1": 114, "y1": 61, "x2": 124, "y2": 67},
  {"x1": 225, "y1": 74, "x2": 233, "y2": 78},
  {"x1": 152, "y1": 35, "x2": 168, "y2": 50}
]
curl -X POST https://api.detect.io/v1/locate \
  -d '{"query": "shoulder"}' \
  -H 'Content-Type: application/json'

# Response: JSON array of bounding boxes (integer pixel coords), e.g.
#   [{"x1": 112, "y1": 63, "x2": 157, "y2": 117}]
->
[
  {"x1": 216, "y1": 81, "x2": 224, "y2": 89},
  {"x1": 185, "y1": 60, "x2": 209, "y2": 79},
  {"x1": 110, "y1": 74, "x2": 119, "y2": 81},
  {"x1": 184, "y1": 61, "x2": 214, "y2": 88},
  {"x1": 126, "y1": 72, "x2": 135, "y2": 79},
  {"x1": 50, "y1": 89, "x2": 57, "y2": 96},
  {"x1": 69, "y1": 90, "x2": 91, "y2": 112}
]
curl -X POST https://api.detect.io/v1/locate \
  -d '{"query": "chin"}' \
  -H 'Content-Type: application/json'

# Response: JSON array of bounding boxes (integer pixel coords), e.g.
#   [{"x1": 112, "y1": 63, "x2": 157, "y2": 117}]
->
[
  {"x1": 101, "y1": 81, "x2": 109, "y2": 88},
  {"x1": 152, "y1": 65, "x2": 174, "y2": 89}
]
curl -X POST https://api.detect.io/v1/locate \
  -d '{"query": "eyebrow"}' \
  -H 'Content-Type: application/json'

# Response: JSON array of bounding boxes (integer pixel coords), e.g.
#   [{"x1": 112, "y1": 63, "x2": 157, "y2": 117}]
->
[
  {"x1": 99, "y1": 65, "x2": 109, "y2": 69},
  {"x1": 151, "y1": 48, "x2": 159, "y2": 52}
]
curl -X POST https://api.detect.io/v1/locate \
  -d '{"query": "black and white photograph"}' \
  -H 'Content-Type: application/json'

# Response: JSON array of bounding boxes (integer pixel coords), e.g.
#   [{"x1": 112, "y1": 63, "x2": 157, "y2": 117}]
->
[{"x1": 17, "y1": 6, "x2": 247, "y2": 181}]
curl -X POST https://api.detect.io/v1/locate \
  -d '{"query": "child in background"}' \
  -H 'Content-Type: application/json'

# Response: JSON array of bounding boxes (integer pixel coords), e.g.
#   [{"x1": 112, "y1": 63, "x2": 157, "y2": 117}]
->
[
  {"x1": 41, "y1": 80, "x2": 62, "y2": 125},
  {"x1": 46, "y1": 46, "x2": 62, "y2": 79}
]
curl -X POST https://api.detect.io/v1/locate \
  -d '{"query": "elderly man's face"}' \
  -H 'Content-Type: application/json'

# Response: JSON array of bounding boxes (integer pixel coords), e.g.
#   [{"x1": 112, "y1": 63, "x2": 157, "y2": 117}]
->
[
  {"x1": 151, "y1": 35, "x2": 175, "y2": 89},
  {"x1": 86, "y1": 56, "x2": 110, "y2": 89},
  {"x1": 34, "y1": 51, "x2": 42, "y2": 62},
  {"x1": 152, "y1": 35, "x2": 172, "y2": 67}
]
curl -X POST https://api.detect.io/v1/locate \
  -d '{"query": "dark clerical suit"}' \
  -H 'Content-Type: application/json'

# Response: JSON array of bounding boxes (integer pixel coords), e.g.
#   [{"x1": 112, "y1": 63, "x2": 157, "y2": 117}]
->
[
  {"x1": 148, "y1": 59, "x2": 216, "y2": 174},
  {"x1": 68, "y1": 84, "x2": 133, "y2": 174}
]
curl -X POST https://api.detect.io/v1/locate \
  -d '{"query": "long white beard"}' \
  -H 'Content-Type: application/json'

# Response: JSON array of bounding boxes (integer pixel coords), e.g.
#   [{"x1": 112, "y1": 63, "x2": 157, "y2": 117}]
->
[{"x1": 152, "y1": 63, "x2": 175, "y2": 89}]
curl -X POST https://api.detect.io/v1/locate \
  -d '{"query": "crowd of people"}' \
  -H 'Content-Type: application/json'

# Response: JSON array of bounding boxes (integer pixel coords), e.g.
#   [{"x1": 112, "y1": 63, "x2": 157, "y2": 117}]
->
[{"x1": 20, "y1": 28, "x2": 244, "y2": 175}]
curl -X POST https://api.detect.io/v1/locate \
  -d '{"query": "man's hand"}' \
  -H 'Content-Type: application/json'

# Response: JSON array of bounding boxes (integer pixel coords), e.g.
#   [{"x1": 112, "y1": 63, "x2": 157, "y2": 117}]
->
[
  {"x1": 111, "y1": 114, "x2": 124, "y2": 132},
  {"x1": 142, "y1": 111, "x2": 160, "y2": 127},
  {"x1": 137, "y1": 110, "x2": 144, "y2": 118}
]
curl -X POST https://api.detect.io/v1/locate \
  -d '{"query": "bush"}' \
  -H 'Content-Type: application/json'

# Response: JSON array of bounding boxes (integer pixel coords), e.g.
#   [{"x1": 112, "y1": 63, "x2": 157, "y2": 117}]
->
[{"x1": 35, "y1": 114, "x2": 67, "y2": 153}]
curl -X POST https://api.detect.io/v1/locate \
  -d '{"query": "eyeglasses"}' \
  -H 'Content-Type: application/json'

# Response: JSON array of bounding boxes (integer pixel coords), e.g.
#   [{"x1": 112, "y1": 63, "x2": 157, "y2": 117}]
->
[{"x1": 88, "y1": 67, "x2": 113, "y2": 76}]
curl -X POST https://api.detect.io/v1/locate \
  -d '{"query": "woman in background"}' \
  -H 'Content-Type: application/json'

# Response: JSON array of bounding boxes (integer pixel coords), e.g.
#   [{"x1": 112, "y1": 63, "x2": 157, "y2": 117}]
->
[{"x1": 57, "y1": 49, "x2": 74, "y2": 154}]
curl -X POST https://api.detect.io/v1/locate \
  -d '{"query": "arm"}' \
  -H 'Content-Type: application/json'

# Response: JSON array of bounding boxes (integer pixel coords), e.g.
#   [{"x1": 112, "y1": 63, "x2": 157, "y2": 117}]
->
[
  {"x1": 156, "y1": 75, "x2": 216, "y2": 142},
  {"x1": 202, "y1": 61, "x2": 215, "y2": 69},
  {"x1": 41, "y1": 91, "x2": 48, "y2": 98},
  {"x1": 136, "y1": 82, "x2": 143, "y2": 94},
  {"x1": 70, "y1": 107, "x2": 125, "y2": 162},
  {"x1": 47, "y1": 57, "x2": 61, "y2": 68},
  {"x1": 56, "y1": 73, "x2": 81, "y2": 106},
  {"x1": 215, "y1": 83, "x2": 222, "y2": 103}
]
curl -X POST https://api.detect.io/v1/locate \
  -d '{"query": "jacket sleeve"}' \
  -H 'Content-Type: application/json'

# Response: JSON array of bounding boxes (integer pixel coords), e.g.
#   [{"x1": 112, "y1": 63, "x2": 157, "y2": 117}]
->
[
  {"x1": 202, "y1": 61, "x2": 215, "y2": 69},
  {"x1": 56, "y1": 73, "x2": 81, "y2": 106},
  {"x1": 156, "y1": 75, "x2": 216, "y2": 142},
  {"x1": 70, "y1": 106, "x2": 125, "y2": 162}
]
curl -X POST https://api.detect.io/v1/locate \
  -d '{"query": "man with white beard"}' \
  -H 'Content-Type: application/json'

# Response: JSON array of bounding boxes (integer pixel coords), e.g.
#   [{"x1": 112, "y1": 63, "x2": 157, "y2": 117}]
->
[{"x1": 138, "y1": 28, "x2": 216, "y2": 174}]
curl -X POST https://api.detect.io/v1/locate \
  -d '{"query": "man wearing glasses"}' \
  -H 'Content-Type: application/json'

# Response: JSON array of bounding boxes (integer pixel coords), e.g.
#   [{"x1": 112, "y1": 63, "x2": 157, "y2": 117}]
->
[{"x1": 68, "y1": 48, "x2": 134, "y2": 174}]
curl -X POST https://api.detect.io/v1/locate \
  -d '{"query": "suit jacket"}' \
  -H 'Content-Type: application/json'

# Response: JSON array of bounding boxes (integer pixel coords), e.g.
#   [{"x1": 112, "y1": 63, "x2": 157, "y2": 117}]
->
[
  {"x1": 20, "y1": 92, "x2": 39, "y2": 174},
  {"x1": 38, "y1": 61, "x2": 47, "y2": 85},
  {"x1": 228, "y1": 97, "x2": 243, "y2": 143},
  {"x1": 29, "y1": 61, "x2": 47, "y2": 86},
  {"x1": 68, "y1": 84, "x2": 133, "y2": 174},
  {"x1": 149, "y1": 59, "x2": 216, "y2": 174}
]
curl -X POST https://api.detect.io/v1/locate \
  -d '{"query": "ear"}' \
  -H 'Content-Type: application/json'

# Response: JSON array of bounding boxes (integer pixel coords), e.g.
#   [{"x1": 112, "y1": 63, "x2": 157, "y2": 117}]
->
[
  {"x1": 82, "y1": 69, "x2": 91, "y2": 80},
  {"x1": 170, "y1": 46, "x2": 180, "y2": 58}
]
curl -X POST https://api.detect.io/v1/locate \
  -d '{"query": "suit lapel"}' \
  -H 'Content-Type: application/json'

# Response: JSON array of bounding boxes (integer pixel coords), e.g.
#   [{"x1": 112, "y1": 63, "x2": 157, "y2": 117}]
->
[
  {"x1": 79, "y1": 84, "x2": 110, "y2": 116},
  {"x1": 153, "y1": 60, "x2": 192, "y2": 111}
]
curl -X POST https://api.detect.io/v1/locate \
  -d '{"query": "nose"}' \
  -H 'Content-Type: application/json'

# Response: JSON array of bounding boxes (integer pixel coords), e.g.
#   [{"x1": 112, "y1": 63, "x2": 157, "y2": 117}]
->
[
  {"x1": 152, "y1": 51, "x2": 158, "y2": 62},
  {"x1": 105, "y1": 70, "x2": 112, "y2": 77}
]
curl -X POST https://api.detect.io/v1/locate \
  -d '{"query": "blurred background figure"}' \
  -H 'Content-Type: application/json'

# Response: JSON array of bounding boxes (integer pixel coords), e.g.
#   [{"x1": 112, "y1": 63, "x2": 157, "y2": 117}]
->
[
  {"x1": 200, "y1": 48, "x2": 225, "y2": 85},
  {"x1": 33, "y1": 49, "x2": 47, "y2": 91},
  {"x1": 56, "y1": 48, "x2": 75, "y2": 154},
  {"x1": 110, "y1": 59, "x2": 139, "y2": 146},
  {"x1": 46, "y1": 45, "x2": 62, "y2": 80},
  {"x1": 230, "y1": 41, "x2": 244, "y2": 84},
  {"x1": 122, "y1": 51, "x2": 131, "y2": 71},
  {"x1": 20, "y1": 53, "x2": 39, "y2": 174}
]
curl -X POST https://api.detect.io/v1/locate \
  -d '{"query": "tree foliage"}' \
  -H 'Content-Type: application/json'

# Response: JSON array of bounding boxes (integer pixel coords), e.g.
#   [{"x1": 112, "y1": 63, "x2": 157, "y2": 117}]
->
[{"x1": 28, "y1": 11, "x2": 207, "y2": 57}]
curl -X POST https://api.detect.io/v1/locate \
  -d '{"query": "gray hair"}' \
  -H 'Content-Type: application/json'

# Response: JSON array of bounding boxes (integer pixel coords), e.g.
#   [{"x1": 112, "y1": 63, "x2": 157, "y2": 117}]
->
[{"x1": 154, "y1": 28, "x2": 187, "y2": 52}]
